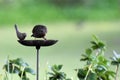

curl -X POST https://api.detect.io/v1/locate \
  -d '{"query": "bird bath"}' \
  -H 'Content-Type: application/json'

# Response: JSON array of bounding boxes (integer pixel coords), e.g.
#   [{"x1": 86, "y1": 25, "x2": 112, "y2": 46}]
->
[
  {"x1": 18, "y1": 40, "x2": 58, "y2": 80},
  {"x1": 15, "y1": 25, "x2": 58, "y2": 80}
]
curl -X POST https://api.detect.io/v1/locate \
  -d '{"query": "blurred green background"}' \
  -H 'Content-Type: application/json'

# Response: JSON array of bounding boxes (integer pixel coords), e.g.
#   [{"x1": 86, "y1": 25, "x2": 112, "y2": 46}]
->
[
  {"x1": 0, "y1": 0, "x2": 120, "y2": 79},
  {"x1": 0, "y1": 0, "x2": 120, "y2": 24}
]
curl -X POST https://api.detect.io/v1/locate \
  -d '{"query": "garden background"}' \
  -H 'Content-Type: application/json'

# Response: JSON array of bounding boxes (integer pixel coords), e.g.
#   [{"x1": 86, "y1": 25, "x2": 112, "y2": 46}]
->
[{"x1": 0, "y1": 0, "x2": 120, "y2": 79}]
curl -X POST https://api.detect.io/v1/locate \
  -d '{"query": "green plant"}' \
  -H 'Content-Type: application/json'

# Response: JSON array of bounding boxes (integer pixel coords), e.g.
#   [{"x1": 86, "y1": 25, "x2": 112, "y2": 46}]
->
[
  {"x1": 47, "y1": 64, "x2": 71, "y2": 80},
  {"x1": 3, "y1": 57, "x2": 35, "y2": 80},
  {"x1": 76, "y1": 35, "x2": 115, "y2": 80},
  {"x1": 111, "y1": 51, "x2": 120, "y2": 80},
  {"x1": 1, "y1": 35, "x2": 120, "y2": 80}
]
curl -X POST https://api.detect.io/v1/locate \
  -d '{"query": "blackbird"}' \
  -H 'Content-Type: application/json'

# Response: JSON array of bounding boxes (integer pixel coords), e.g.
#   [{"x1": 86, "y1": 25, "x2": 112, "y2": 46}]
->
[
  {"x1": 31, "y1": 25, "x2": 47, "y2": 40},
  {"x1": 14, "y1": 24, "x2": 27, "y2": 40}
]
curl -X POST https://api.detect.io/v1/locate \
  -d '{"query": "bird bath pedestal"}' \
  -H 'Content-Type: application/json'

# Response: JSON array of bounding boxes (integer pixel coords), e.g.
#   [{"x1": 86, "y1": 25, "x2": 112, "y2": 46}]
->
[{"x1": 18, "y1": 40, "x2": 58, "y2": 80}]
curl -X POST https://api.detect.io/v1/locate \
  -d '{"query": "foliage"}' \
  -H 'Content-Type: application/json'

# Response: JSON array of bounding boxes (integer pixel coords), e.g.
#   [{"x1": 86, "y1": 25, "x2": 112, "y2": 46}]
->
[
  {"x1": 47, "y1": 64, "x2": 71, "y2": 80},
  {"x1": 111, "y1": 51, "x2": 120, "y2": 80},
  {"x1": 2, "y1": 57, "x2": 35, "y2": 80},
  {"x1": 1, "y1": 35, "x2": 120, "y2": 80},
  {"x1": 111, "y1": 51, "x2": 120, "y2": 65},
  {"x1": 76, "y1": 35, "x2": 115, "y2": 80}
]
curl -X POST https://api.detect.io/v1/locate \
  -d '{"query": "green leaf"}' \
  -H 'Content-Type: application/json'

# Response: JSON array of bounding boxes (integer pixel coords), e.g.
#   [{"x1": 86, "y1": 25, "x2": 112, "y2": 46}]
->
[
  {"x1": 58, "y1": 65, "x2": 63, "y2": 71},
  {"x1": 18, "y1": 71, "x2": 26, "y2": 78},
  {"x1": 77, "y1": 69, "x2": 87, "y2": 79},
  {"x1": 65, "y1": 78, "x2": 72, "y2": 80},
  {"x1": 80, "y1": 54, "x2": 92, "y2": 61},
  {"x1": 91, "y1": 42, "x2": 105, "y2": 50},
  {"x1": 11, "y1": 58, "x2": 29, "y2": 67},
  {"x1": 49, "y1": 77, "x2": 56, "y2": 80},
  {"x1": 51, "y1": 64, "x2": 63, "y2": 73},
  {"x1": 90, "y1": 35, "x2": 105, "y2": 50},
  {"x1": 51, "y1": 65, "x2": 58, "y2": 73},
  {"x1": 47, "y1": 72, "x2": 55, "y2": 76},
  {"x1": 48, "y1": 64, "x2": 70, "y2": 80},
  {"x1": 80, "y1": 54, "x2": 89, "y2": 61},
  {"x1": 95, "y1": 65, "x2": 107, "y2": 72},
  {"x1": 113, "y1": 51, "x2": 120, "y2": 59},
  {"x1": 98, "y1": 42, "x2": 105, "y2": 48},
  {"x1": 91, "y1": 45, "x2": 99, "y2": 50},
  {"x1": 85, "y1": 48, "x2": 92, "y2": 55},
  {"x1": 99, "y1": 70, "x2": 115, "y2": 80},
  {"x1": 87, "y1": 72, "x2": 97, "y2": 80},
  {"x1": 21, "y1": 77, "x2": 29, "y2": 80},
  {"x1": 105, "y1": 71, "x2": 115, "y2": 78},
  {"x1": 49, "y1": 72, "x2": 66, "y2": 80},
  {"x1": 90, "y1": 41, "x2": 97, "y2": 45},
  {"x1": 20, "y1": 75, "x2": 29, "y2": 80},
  {"x1": 111, "y1": 61, "x2": 119, "y2": 65},
  {"x1": 24, "y1": 67, "x2": 35, "y2": 75},
  {"x1": 3, "y1": 63, "x2": 20, "y2": 74},
  {"x1": 59, "y1": 72, "x2": 66, "y2": 79},
  {"x1": 97, "y1": 55, "x2": 105, "y2": 62},
  {"x1": 111, "y1": 51, "x2": 120, "y2": 65},
  {"x1": 97, "y1": 55, "x2": 110, "y2": 67},
  {"x1": 92, "y1": 35, "x2": 99, "y2": 42},
  {"x1": 80, "y1": 57, "x2": 89, "y2": 61}
]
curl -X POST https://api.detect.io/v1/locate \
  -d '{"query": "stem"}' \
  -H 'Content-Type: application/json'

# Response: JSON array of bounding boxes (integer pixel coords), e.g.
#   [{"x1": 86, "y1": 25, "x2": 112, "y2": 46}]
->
[
  {"x1": 11, "y1": 64, "x2": 15, "y2": 80},
  {"x1": 5, "y1": 71, "x2": 9, "y2": 80},
  {"x1": 76, "y1": 69, "x2": 79, "y2": 80},
  {"x1": 21, "y1": 67, "x2": 25, "y2": 80},
  {"x1": 84, "y1": 64, "x2": 92, "y2": 80},
  {"x1": 115, "y1": 65, "x2": 119, "y2": 80},
  {"x1": 84, "y1": 49, "x2": 100, "y2": 80},
  {"x1": 45, "y1": 69, "x2": 47, "y2": 80},
  {"x1": 7, "y1": 56, "x2": 10, "y2": 80}
]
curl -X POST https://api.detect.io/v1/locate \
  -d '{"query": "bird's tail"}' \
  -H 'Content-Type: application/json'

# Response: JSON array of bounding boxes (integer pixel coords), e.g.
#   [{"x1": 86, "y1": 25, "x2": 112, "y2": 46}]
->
[{"x1": 14, "y1": 24, "x2": 19, "y2": 32}]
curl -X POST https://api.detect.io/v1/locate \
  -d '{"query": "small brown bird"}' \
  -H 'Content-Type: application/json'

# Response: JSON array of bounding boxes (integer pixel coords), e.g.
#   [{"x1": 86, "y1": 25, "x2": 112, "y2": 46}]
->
[
  {"x1": 14, "y1": 24, "x2": 27, "y2": 40},
  {"x1": 31, "y1": 25, "x2": 47, "y2": 40}
]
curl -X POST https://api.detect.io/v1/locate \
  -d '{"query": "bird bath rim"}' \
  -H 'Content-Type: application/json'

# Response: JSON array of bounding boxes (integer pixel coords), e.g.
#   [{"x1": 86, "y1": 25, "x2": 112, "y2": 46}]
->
[{"x1": 18, "y1": 40, "x2": 58, "y2": 47}]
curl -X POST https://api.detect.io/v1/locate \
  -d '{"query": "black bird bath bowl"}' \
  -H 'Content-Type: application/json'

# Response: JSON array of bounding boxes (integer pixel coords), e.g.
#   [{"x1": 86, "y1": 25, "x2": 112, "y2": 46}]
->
[
  {"x1": 18, "y1": 40, "x2": 58, "y2": 80},
  {"x1": 18, "y1": 40, "x2": 58, "y2": 49}
]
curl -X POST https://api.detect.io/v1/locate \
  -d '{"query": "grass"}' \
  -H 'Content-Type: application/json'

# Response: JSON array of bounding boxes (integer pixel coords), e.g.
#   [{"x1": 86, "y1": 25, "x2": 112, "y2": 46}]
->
[{"x1": 0, "y1": 22, "x2": 120, "y2": 79}]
